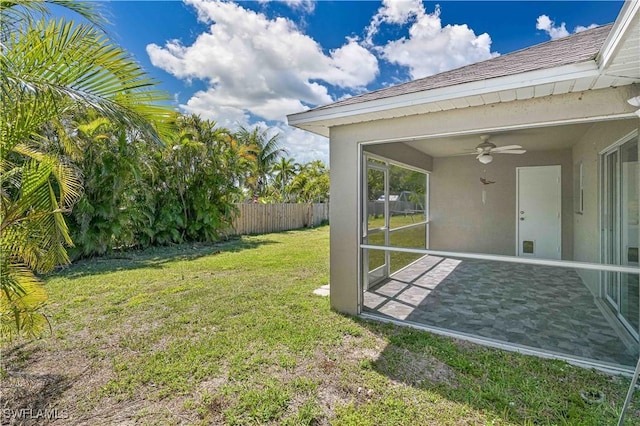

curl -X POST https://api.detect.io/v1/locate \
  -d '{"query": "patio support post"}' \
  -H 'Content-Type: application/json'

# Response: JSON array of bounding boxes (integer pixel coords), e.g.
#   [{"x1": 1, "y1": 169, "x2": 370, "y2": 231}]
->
[{"x1": 328, "y1": 127, "x2": 360, "y2": 315}]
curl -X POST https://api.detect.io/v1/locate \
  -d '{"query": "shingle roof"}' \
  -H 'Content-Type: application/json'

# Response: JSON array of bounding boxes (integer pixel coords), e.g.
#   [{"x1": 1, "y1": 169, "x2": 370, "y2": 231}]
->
[{"x1": 312, "y1": 24, "x2": 613, "y2": 112}]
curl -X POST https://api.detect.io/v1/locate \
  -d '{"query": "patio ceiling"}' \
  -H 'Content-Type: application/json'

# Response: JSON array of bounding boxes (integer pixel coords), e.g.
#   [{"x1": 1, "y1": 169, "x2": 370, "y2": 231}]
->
[{"x1": 401, "y1": 122, "x2": 594, "y2": 158}]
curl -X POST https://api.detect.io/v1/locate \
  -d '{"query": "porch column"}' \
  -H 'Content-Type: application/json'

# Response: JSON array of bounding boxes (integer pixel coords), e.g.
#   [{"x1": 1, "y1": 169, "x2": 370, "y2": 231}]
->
[{"x1": 328, "y1": 128, "x2": 360, "y2": 315}]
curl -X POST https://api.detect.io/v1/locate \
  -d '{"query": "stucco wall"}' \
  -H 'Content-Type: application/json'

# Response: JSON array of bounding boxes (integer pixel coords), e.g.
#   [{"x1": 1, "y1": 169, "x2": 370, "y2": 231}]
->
[
  {"x1": 429, "y1": 150, "x2": 574, "y2": 258},
  {"x1": 328, "y1": 127, "x2": 360, "y2": 314},
  {"x1": 363, "y1": 142, "x2": 433, "y2": 171},
  {"x1": 572, "y1": 119, "x2": 639, "y2": 295},
  {"x1": 324, "y1": 87, "x2": 638, "y2": 146}
]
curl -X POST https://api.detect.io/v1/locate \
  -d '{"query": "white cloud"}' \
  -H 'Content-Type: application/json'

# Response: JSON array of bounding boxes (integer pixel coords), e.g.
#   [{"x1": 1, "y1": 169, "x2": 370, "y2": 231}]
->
[
  {"x1": 258, "y1": 0, "x2": 316, "y2": 13},
  {"x1": 366, "y1": 1, "x2": 496, "y2": 80},
  {"x1": 536, "y1": 14, "x2": 598, "y2": 40},
  {"x1": 278, "y1": 125, "x2": 329, "y2": 165},
  {"x1": 147, "y1": 0, "x2": 377, "y2": 162},
  {"x1": 148, "y1": 0, "x2": 502, "y2": 163},
  {"x1": 365, "y1": 0, "x2": 423, "y2": 42},
  {"x1": 177, "y1": 91, "x2": 250, "y2": 129},
  {"x1": 288, "y1": 0, "x2": 314, "y2": 10},
  {"x1": 257, "y1": 0, "x2": 315, "y2": 13},
  {"x1": 326, "y1": 38, "x2": 380, "y2": 88},
  {"x1": 575, "y1": 23, "x2": 598, "y2": 33},
  {"x1": 536, "y1": 15, "x2": 569, "y2": 39}
]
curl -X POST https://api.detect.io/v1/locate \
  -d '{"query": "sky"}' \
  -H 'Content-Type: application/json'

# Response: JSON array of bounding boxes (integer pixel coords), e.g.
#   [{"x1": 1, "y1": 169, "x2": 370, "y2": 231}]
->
[{"x1": 92, "y1": 0, "x2": 624, "y2": 164}]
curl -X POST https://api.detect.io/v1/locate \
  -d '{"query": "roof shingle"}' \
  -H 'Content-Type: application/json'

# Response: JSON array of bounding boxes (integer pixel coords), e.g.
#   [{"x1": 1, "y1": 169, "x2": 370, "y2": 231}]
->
[{"x1": 312, "y1": 24, "x2": 613, "y2": 112}]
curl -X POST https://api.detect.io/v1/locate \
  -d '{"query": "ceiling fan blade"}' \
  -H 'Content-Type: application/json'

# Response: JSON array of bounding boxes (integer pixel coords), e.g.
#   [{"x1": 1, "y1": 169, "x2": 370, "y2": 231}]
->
[
  {"x1": 496, "y1": 150, "x2": 527, "y2": 154},
  {"x1": 491, "y1": 145, "x2": 522, "y2": 152},
  {"x1": 451, "y1": 151, "x2": 478, "y2": 156}
]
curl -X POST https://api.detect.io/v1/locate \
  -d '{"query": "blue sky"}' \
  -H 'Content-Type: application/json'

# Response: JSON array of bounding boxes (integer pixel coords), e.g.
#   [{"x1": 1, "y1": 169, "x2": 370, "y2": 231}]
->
[{"x1": 93, "y1": 1, "x2": 624, "y2": 164}]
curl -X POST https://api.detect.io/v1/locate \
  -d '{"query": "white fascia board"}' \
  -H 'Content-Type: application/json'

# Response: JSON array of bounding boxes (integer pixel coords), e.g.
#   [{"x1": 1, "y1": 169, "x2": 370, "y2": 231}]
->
[
  {"x1": 598, "y1": 0, "x2": 640, "y2": 70},
  {"x1": 297, "y1": 123, "x2": 330, "y2": 137},
  {"x1": 287, "y1": 61, "x2": 599, "y2": 128}
]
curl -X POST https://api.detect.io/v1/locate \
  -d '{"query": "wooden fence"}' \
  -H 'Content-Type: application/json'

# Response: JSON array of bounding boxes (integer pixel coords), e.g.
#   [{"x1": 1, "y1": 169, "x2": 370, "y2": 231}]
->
[{"x1": 230, "y1": 203, "x2": 329, "y2": 235}]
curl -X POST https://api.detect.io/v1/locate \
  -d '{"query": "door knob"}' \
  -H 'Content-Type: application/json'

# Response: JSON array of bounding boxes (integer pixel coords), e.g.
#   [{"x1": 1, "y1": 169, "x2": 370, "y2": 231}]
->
[{"x1": 520, "y1": 217, "x2": 525, "y2": 221}]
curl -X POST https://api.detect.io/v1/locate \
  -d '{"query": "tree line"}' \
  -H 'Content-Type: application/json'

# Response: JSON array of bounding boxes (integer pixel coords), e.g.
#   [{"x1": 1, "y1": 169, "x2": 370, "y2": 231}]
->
[
  {"x1": 68, "y1": 113, "x2": 329, "y2": 259},
  {"x1": 0, "y1": 1, "x2": 328, "y2": 339}
]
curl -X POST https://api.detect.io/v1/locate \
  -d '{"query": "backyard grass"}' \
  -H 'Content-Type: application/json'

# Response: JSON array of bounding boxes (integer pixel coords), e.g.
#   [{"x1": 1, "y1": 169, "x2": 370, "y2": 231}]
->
[
  {"x1": 367, "y1": 214, "x2": 426, "y2": 273},
  {"x1": 2, "y1": 225, "x2": 639, "y2": 425}
]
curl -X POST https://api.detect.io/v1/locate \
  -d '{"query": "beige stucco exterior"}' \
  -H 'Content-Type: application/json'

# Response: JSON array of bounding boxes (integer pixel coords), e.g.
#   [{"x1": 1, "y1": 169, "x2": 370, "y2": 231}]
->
[
  {"x1": 327, "y1": 85, "x2": 639, "y2": 315},
  {"x1": 364, "y1": 143, "x2": 433, "y2": 171},
  {"x1": 328, "y1": 126, "x2": 361, "y2": 314},
  {"x1": 572, "y1": 119, "x2": 639, "y2": 295},
  {"x1": 329, "y1": 87, "x2": 637, "y2": 146}
]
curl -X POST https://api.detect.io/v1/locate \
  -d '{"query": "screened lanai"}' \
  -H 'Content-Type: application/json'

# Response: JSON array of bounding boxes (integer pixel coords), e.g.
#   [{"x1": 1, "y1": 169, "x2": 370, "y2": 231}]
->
[{"x1": 359, "y1": 124, "x2": 640, "y2": 371}]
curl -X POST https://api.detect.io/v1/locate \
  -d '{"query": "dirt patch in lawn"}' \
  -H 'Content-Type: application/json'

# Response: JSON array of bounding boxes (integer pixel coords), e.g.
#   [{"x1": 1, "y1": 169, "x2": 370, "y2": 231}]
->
[
  {"x1": 1, "y1": 342, "x2": 198, "y2": 425},
  {"x1": 1, "y1": 343, "x2": 95, "y2": 425},
  {"x1": 0, "y1": 331, "x2": 389, "y2": 425},
  {"x1": 373, "y1": 345, "x2": 457, "y2": 388}
]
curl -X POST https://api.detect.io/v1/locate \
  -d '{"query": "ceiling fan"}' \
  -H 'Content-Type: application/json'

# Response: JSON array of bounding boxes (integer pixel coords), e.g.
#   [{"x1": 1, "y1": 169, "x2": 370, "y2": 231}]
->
[{"x1": 469, "y1": 135, "x2": 526, "y2": 164}]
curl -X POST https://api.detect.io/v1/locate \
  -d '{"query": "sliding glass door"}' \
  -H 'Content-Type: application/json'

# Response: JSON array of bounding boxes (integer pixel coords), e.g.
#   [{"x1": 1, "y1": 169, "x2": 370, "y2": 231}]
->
[{"x1": 602, "y1": 136, "x2": 639, "y2": 338}]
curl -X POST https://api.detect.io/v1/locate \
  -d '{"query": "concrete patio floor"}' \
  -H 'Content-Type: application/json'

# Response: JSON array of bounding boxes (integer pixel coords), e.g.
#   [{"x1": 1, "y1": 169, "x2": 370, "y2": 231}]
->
[{"x1": 363, "y1": 255, "x2": 639, "y2": 367}]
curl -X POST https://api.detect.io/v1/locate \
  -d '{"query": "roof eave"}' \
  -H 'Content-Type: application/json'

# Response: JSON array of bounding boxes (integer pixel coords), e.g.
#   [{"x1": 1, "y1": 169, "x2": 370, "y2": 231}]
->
[
  {"x1": 598, "y1": 0, "x2": 640, "y2": 70},
  {"x1": 287, "y1": 61, "x2": 600, "y2": 134}
]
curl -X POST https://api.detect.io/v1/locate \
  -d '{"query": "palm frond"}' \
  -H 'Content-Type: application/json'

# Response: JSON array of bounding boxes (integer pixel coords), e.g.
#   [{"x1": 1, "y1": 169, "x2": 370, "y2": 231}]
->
[
  {"x1": 1, "y1": 0, "x2": 108, "y2": 39},
  {"x1": 11, "y1": 143, "x2": 82, "y2": 205},
  {"x1": 1, "y1": 18, "x2": 174, "y2": 145},
  {"x1": 0, "y1": 261, "x2": 49, "y2": 340},
  {"x1": 1, "y1": 153, "x2": 77, "y2": 272}
]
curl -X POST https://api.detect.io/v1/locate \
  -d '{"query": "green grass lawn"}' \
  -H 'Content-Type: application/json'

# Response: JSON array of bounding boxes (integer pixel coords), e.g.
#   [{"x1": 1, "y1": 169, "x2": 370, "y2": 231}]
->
[
  {"x1": 367, "y1": 214, "x2": 426, "y2": 273},
  {"x1": 2, "y1": 226, "x2": 639, "y2": 425}
]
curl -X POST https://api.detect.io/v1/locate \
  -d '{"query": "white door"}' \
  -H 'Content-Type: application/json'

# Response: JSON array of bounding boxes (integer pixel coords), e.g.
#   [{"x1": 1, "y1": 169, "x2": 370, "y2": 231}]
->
[{"x1": 516, "y1": 166, "x2": 561, "y2": 259}]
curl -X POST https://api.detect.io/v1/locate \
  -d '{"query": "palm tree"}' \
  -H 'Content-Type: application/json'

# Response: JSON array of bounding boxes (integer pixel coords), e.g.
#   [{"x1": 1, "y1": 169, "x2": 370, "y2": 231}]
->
[
  {"x1": 67, "y1": 113, "x2": 153, "y2": 257},
  {"x1": 1, "y1": 0, "x2": 173, "y2": 339},
  {"x1": 235, "y1": 126, "x2": 287, "y2": 199},
  {"x1": 222, "y1": 135, "x2": 256, "y2": 200},
  {"x1": 271, "y1": 157, "x2": 297, "y2": 199},
  {"x1": 167, "y1": 114, "x2": 246, "y2": 240},
  {"x1": 288, "y1": 160, "x2": 330, "y2": 203}
]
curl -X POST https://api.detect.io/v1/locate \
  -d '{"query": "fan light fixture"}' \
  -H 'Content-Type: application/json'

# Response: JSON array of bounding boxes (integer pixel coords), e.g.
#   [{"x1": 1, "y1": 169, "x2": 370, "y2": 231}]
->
[
  {"x1": 628, "y1": 96, "x2": 640, "y2": 117},
  {"x1": 478, "y1": 154, "x2": 493, "y2": 164},
  {"x1": 458, "y1": 135, "x2": 526, "y2": 163}
]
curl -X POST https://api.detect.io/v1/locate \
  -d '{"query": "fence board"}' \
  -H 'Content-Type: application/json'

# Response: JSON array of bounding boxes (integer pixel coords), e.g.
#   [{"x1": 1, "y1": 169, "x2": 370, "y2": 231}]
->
[{"x1": 229, "y1": 203, "x2": 329, "y2": 236}]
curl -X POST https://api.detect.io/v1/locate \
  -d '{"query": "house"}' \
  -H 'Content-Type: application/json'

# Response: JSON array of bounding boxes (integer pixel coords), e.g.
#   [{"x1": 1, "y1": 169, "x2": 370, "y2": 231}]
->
[{"x1": 288, "y1": 1, "x2": 640, "y2": 373}]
